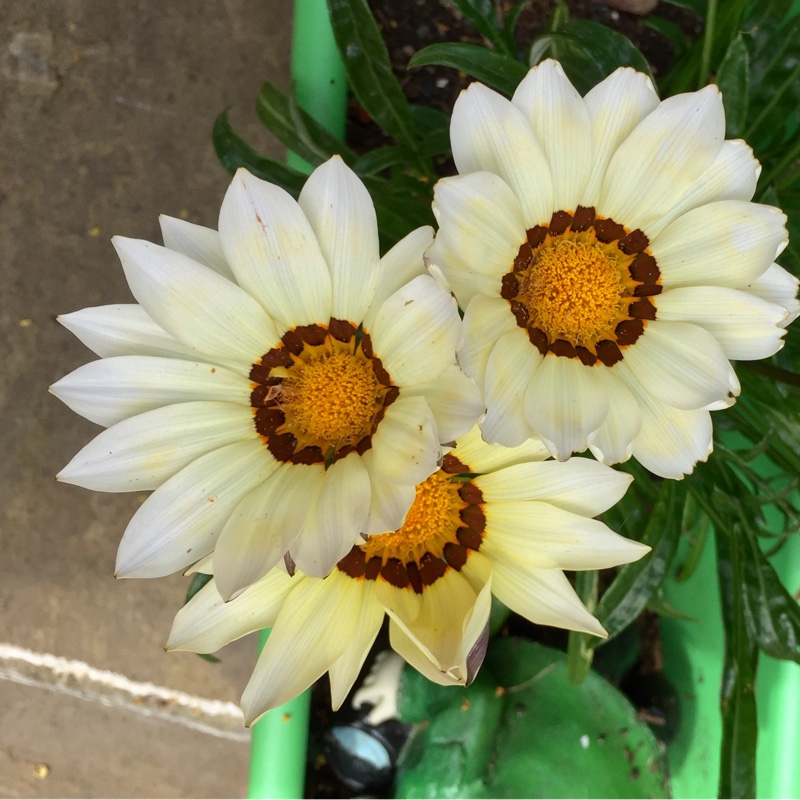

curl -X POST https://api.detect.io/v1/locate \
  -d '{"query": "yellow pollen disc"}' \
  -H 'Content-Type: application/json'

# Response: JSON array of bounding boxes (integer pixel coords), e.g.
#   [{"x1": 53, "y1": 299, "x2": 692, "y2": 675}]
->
[
  {"x1": 281, "y1": 350, "x2": 382, "y2": 447},
  {"x1": 520, "y1": 238, "x2": 625, "y2": 346},
  {"x1": 364, "y1": 472, "x2": 463, "y2": 564}
]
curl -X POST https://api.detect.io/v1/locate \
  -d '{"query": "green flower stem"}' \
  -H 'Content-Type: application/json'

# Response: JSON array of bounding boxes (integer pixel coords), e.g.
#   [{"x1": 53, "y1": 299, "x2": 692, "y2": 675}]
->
[
  {"x1": 247, "y1": 2, "x2": 347, "y2": 797},
  {"x1": 698, "y1": 0, "x2": 718, "y2": 88}
]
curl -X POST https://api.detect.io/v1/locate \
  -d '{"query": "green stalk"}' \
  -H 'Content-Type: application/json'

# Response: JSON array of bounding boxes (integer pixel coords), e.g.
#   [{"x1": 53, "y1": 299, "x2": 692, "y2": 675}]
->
[
  {"x1": 698, "y1": 0, "x2": 718, "y2": 88},
  {"x1": 247, "y1": 2, "x2": 347, "y2": 797}
]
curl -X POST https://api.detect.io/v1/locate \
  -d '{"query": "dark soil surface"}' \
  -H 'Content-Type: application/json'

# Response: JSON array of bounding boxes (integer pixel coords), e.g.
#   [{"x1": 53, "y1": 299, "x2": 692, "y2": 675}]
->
[{"x1": 348, "y1": 0, "x2": 702, "y2": 152}]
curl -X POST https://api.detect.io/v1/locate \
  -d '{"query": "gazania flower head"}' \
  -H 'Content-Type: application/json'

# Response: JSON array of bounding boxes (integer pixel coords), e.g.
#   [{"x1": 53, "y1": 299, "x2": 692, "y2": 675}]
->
[
  {"x1": 52, "y1": 156, "x2": 482, "y2": 596},
  {"x1": 167, "y1": 425, "x2": 649, "y2": 725},
  {"x1": 426, "y1": 60, "x2": 798, "y2": 479}
]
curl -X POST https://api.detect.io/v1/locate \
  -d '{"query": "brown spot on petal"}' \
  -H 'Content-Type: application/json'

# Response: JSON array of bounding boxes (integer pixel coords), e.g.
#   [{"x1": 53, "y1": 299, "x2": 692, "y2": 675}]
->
[
  {"x1": 570, "y1": 205, "x2": 596, "y2": 233},
  {"x1": 419, "y1": 552, "x2": 447, "y2": 586},
  {"x1": 527, "y1": 225, "x2": 548, "y2": 249},
  {"x1": 576, "y1": 346, "x2": 598, "y2": 366},
  {"x1": 407, "y1": 560, "x2": 423, "y2": 594},
  {"x1": 549, "y1": 339, "x2": 578, "y2": 359},
  {"x1": 510, "y1": 300, "x2": 530, "y2": 328},
  {"x1": 596, "y1": 339, "x2": 623, "y2": 367},
  {"x1": 629, "y1": 298, "x2": 657, "y2": 320},
  {"x1": 328, "y1": 318, "x2": 356, "y2": 343},
  {"x1": 502, "y1": 273, "x2": 520, "y2": 299},
  {"x1": 615, "y1": 318, "x2": 645, "y2": 346},
  {"x1": 442, "y1": 454, "x2": 470, "y2": 474},
  {"x1": 458, "y1": 483, "x2": 484, "y2": 504},
  {"x1": 629, "y1": 253, "x2": 660, "y2": 284},
  {"x1": 381, "y1": 558, "x2": 409, "y2": 588},
  {"x1": 443, "y1": 542, "x2": 468, "y2": 570},
  {"x1": 457, "y1": 527, "x2": 484, "y2": 551},
  {"x1": 594, "y1": 217, "x2": 626, "y2": 244},
  {"x1": 513, "y1": 245, "x2": 532, "y2": 273},
  {"x1": 365, "y1": 556, "x2": 382, "y2": 581},
  {"x1": 619, "y1": 229, "x2": 649, "y2": 255},
  {"x1": 338, "y1": 547, "x2": 366, "y2": 578},
  {"x1": 528, "y1": 327, "x2": 548, "y2": 355},
  {"x1": 461, "y1": 505, "x2": 486, "y2": 532},
  {"x1": 549, "y1": 210, "x2": 573, "y2": 236}
]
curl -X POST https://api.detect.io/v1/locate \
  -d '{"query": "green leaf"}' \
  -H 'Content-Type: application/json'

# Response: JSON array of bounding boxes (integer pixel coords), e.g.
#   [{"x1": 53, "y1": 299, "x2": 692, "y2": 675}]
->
[
  {"x1": 352, "y1": 146, "x2": 414, "y2": 176},
  {"x1": 529, "y1": 20, "x2": 655, "y2": 95},
  {"x1": 716, "y1": 528, "x2": 759, "y2": 799},
  {"x1": 502, "y1": 0, "x2": 533, "y2": 51},
  {"x1": 716, "y1": 34, "x2": 750, "y2": 137},
  {"x1": 409, "y1": 42, "x2": 528, "y2": 97},
  {"x1": 327, "y1": 0, "x2": 419, "y2": 148},
  {"x1": 184, "y1": 572, "x2": 213, "y2": 605},
  {"x1": 641, "y1": 16, "x2": 691, "y2": 59},
  {"x1": 446, "y1": 0, "x2": 513, "y2": 55},
  {"x1": 255, "y1": 81, "x2": 356, "y2": 168},
  {"x1": 396, "y1": 640, "x2": 670, "y2": 798},
  {"x1": 212, "y1": 111, "x2": 307, "y2": 196},
  {"x1": 592, "y1": 481, "x2": 688, "y2": 646},
  {"x1": 740, "y1": 523, "x2": 800, "y2": 663}
]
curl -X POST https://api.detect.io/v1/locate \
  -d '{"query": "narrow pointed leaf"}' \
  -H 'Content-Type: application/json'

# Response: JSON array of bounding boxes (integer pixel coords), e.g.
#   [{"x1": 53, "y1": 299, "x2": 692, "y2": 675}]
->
[
  {"x1": 409, "y1": 42, "x2": 528, "y2": 97},
  {"x1": 212, "y1": 111, "x2": 306, "y2": 196}
]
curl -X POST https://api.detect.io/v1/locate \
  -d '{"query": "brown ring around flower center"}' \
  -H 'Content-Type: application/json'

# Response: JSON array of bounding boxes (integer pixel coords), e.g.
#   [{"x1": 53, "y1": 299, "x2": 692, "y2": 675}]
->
[
  {"x1": 249, "y1": 319, "x2": 398, "y2": 467},
  {"x1": 503, "y1": 206, "x2": 661, "y2": 366},
  {"x1": 337, "y1": 462, "x2": 485, "y2": 593}
]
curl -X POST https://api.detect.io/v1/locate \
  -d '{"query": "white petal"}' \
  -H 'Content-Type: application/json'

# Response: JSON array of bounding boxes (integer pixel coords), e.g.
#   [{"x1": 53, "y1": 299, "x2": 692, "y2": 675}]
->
[
  {"x1": 58, "y1": 305, "x2": 200, "y2": 360},
  {"x1": 328, "y1": 580, "x2": 385, "y2": 710},
  {"x1": 587, "y1": 370, "x2": 642, "y2": 465},
  {"x1": 159, "y1": 215, "x2": 235, "y2": 280},
  {"x1": 370, "y1": 275, "x2": 461, "y2": 386},
  {"x1": 361, "y1": 450, "x2": 416, "y2": 534},
  {"x1": 482, "y1": 328, "x2": 541, "y2": 446},
  {"x1": 622, "y1": 320, "x2": 738, "y2": 410},
  {"x1": 490, "y1": 561, "x2": 606, "y2": 636},
  {"x1": 600, "y1": 85, "x2": 725, "y2": 232},
  {"x1": 451, "y1": 424, "x2": 550, "y2": 473},
  {"x1": 213, "y1": 464, "x2": 324, "y2": 600},
  {"x1": 652, "y1": 201, "x2": 788, "y2": 289},
  {"x1": 523, "y1": 357, "x2": 609, "y2": 459},
  {"x1": 298, "y1": 156, "x2": 381, "y2": 323},
  {"x1": 385, "y1": 555, "x2": 492, "y2": 685},
  {"x1": 483, "y1": 501, "x2": 648, "y2": 570},
  {"x1": 581, "y1": 67, "x2": 659, "y2": 207},
  {"x1": 292, "y1": 453, "x2": 371, "y2": 578},
  {"x1": 240, "y1": 570, "x2": 367, "y2": 724},
  {"x1": 450, "y1": 82, "x2": 554, "y2": 226},
  {"x1": 363, "y1": 226, "x2": 433, "y2": 330},
  {"x1": 656, "y1": 286, "x2": 789, "y2": 360},
  {"x1": 747, "y1": 263, "x2": 800, "y2": 324},
  {"x1": 644, "y1": 139, "x2": 762, "y2": 239},
  {"x1": 475, "y1": 458, "x2": 632, "y2": 516},
  {"x1": 402, "y1": 364, "x2": 484, "y2": 444},
  {"x1": 113, "y1": 237, "x2": 281, "y2": 370},
  {"x1": 512, "y1": 60, "x2": 593, "y2": 212},
  {"x1": 459, "y1": 295, "x2": 517, "y2": 391},
  {"x1": 166, "y1": 570, "x2": 295, "y2": 653},
  {"x1": 428, "y1": 172, "x2": 524, "y2": 308},
  {"x1": 629, "y1": 389, "x2": 712, "y2": 478},
  {"x1": 368, "y1": 395, "x2": 440, "y2": 486},
  {"x1": 218, "y1": 169, "x2": 332, "y2": 329},
  {"x1": 115, "y1": 439, "x2": 278, "y2": 578},
  {"x1": 50, "y1": 356, "x2": 251, "y2": 428},
  {"x1": 58, "y1": 401, "x2": 256, "y2": 492}
]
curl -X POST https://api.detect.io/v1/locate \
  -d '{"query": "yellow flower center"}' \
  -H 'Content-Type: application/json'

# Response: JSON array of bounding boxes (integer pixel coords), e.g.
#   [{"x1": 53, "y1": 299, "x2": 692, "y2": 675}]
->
[
  {"x1": 365, "y1": 472, "x2": 463, "y2": 564},
  {"x1": 503, "y1": 206, "x2": 662, "y2": 366},
  {"x1": 281, "y1": 350, "x2": 382, "y2": 447},
  {"x1": 519, "y1": 239, "x2": 625, "y2": 346},
  {"x1": 336, "y1": 466, "x2": 486, "y2": 592},
  {"x1": 250, "y1": 321, "x2": 397, "y2": 466}
]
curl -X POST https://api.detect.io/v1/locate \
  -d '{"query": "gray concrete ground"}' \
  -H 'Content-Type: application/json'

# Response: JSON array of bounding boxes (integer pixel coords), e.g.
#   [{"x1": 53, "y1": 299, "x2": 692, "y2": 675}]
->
[{"x1": 0, "y1": 2, "x2": 293, "y2": 796}]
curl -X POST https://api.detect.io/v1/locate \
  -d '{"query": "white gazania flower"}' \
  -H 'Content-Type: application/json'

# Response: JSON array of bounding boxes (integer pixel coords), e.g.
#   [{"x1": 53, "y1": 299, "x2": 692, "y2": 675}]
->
[
  {"x1": 167, "y1": 425, "x2": 649, "y2": 725},
  {"x1": 52, "y1": 157, "x2": 483, "y2": 597},
  {"x1": 426, "y1": 60, "x2": 797, "y2": 479}
]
